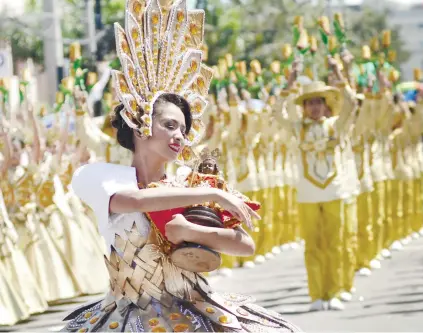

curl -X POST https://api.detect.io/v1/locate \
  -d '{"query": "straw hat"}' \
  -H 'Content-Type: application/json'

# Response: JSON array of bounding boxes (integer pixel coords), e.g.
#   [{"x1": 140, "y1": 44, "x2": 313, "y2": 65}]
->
[{"x1": 295, "y1": 81, "x2": 340, "y2": 113}]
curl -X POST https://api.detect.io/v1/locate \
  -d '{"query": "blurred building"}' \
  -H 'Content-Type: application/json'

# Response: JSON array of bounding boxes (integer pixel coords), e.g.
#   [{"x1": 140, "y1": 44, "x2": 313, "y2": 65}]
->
[
  {"x1": 389, "y1": 4, "x2": 423, "y2": 80},
  {"x1": 0, "y1": 0, "x2": 25, "y2": 17}
]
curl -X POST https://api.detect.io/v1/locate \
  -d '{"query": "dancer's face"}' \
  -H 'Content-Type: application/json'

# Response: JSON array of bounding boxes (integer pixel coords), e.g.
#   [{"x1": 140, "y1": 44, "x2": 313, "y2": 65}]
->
[
  {"x1": 304, "y1": 97, "x2": 326, "y2": 121},
  {"x1": 135, "y1": 101, "x2": 186, "y2": 163}
]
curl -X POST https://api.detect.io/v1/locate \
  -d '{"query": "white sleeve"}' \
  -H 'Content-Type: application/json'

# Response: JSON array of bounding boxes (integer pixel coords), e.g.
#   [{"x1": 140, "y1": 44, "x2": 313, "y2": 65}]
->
[{"x1": 71, "y1": 162, "x2": 138, "y2": 233}]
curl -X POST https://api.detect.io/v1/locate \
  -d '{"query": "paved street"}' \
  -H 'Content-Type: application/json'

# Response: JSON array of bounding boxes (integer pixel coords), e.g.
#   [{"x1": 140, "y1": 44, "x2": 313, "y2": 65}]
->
[{"x1": 3, "y1": 237, "x2": 423, "y2": 332}]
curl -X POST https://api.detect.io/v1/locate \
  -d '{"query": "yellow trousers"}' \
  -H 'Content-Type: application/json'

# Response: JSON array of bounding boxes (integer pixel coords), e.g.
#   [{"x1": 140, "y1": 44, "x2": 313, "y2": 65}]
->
[
  {"x1": 412, "y1": 178, "x2": 423, "y2": 233},
  {"x1": 239, "y1": 190, "x2": 261, "y2": 266},
  {"x1": 273, "y1": 186, "x2": 285, "y2": 247},
  {"x1": 299, "y1": 200, "x2": 343, "y2": 301},
  {"x1": 342, "y1": 199, "x2": 358, "y2": 292},
  {"x1": 403, "y1": 180, "x2": 414, "y2": 238},
  {"x1": 288, "y1": 187, "x2": 300, "y2": 243},
  {"x1": 383, "y1": 180, "x2": 394, "y2": 249},
  {"x1": 263, "y1": 187, "x2": 274, "y2": 254},
  {"x1": 220, "y1": 254, "x2": 237, "y2": 269},
  {"x1": 390, "y1": 180, "x2": 404, "y2": 242},
  {"x1": 356, "y1": 192, "x2": 373, "y2": 269},
  {"x1": 293, "y1": 189, "x2": 300, "y2": 241},
  {"x1": 281, "y1": 186, "x2": 296, "y2": 244},
  {"x1": 254, "y1": 188, "x2": 272, "y2": 255},
  {"x1": 371, "y1": 181, "x2": 385, "y2": 258}
]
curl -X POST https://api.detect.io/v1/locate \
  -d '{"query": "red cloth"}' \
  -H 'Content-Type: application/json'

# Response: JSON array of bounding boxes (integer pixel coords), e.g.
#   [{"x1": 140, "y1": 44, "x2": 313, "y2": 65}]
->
[
  {"x1": 147, "y1": 176, "x2": 260, "y2": 239},
  {"x1": 148, "y1": 201, "x2": 260, "y2": 239}
]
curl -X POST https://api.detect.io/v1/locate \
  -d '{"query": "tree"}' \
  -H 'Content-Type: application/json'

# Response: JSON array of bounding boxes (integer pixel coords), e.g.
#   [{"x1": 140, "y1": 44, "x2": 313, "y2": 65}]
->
[
  {"x1": 347, "y1": 7, "x2": 410, "y2": 65},
  {"x1": 1, "y1": 0, "x2": 410, "y2": 77},
  {"x1": 0, "y1": 0, "x2": 124, "y2": 70},
  {"x1": 204, "y1": 0, "x2": 326, "y2": 65},
  {"x1": 203, "y1": 0, "x2": 410, "y2": 79},
  {"x1": 6, "y1": 24, "x2": 45, "y2": 65}
]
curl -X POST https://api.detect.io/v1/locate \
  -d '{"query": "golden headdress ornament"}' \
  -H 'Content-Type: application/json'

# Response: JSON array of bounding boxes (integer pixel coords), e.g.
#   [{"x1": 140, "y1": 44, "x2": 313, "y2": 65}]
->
[
  {"x1": 199, "y1": 147, "x2": 221, "y2": 163},
  {"x1": 112, "y1": 0, "x2": 213, "y2": 163}
]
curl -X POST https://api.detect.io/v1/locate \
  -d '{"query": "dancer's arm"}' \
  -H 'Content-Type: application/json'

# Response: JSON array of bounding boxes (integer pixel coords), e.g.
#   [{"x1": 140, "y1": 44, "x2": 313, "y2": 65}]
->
[
  {"x1": 111, "y1": 186, "x2": 258, "y2": 229},
  {"x1": 328, "y1": 56, "x2": 358, "y2": 135},
  {"x1": 28, "y1": 105, "x2": 42, "y2": 164},
  {"x1": 72, "y1": 163, "x2": 259, "y2": 229},
  {"x1": 57, "y1": 103, "x2": 72, "y2": 163},
  {"x1": 165, "y1": 214, "x2": 255, "y2": 256},
  {"x1": 286, "y1": 58, "x2": 301, "y2": 90}
]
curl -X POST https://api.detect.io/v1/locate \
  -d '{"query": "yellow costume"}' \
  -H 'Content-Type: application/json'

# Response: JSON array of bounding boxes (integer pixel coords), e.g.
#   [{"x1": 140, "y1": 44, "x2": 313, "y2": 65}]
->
[
  {"x1": 390, "y1": 125, "x2": 412, "y2": 241},
  {"x1": 282, "y1": 134, "x2": 301, "y2": 246},
  {"x1": 408, "y1": 102, "x2": 423, "y2": 235},
  {"x1": 382, "y1": 96, "x2": 409, "y2": 249},
  {"x1": 351, "y1": 95, "x2": 375, "y2": 272},
  {"x1": 269, "y1": 96, "x2": 286, "y2": 250},
  {"x1": 369, "y1": 93, "x2": 391, "y2": 260},
  {"x1": 9, "y1": 163, "x2": 81, "y2": 302},
  {"x1": 0, "y1": 188, "x2": 31, "y2": 325},
  {"x1": 37, "y1": 154, "x2": 109, "y2": 295},
  {"x1": 61, "y1": 160, "x2": 108, "y2": 257},
  {"x1": 0, "y1": 185, "x2": 47, "y2": 315},
  {"x1": 251, "y1": 103, "x2": 271, "y2": 262},
  {"x1": 276, "y1": 91, "x2": 300, "y2": 247},
  {"x1": 236, "y1": 95, "x2": 263, "y2": 266},
  {"x1": 75, "y1": 109, "x2": 132, "y2": 165},
  {"x1": 0, "y1": 260, "x2": 29, "y2": 325},
  {"x1": 220, "y1": 85, "x2": 242, "y2": 270},
  {"x1": 283, "y1": 81, "x2": 357, "y2": 303},
  {"x1": 258, "y1": 103, "x2": 276, "y2": 258},
  {"x1": 340, "y1": 139, "x2": 359, "y2": 294}
]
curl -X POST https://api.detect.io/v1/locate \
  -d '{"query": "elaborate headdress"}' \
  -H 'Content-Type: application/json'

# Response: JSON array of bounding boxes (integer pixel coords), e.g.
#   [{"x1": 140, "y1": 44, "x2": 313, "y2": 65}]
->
[
  {"x1": 199, "y1": 147, "x2": 221, "y2": 164},
  {"x1": 113, "y1": 0, "x2": 213, "y2": 163}
]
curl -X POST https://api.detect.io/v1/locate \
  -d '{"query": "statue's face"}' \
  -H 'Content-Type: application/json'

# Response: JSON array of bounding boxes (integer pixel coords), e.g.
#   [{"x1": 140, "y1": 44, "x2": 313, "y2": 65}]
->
[{"x1": 200, "y1": 158, "x2": 216, "y2": 175}]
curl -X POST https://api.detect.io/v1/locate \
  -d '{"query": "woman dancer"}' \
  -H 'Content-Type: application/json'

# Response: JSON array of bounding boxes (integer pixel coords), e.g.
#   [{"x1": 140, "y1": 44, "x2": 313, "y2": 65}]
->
[{"x1": 62, "y1": 0, "x2": 300, "y2": 331}]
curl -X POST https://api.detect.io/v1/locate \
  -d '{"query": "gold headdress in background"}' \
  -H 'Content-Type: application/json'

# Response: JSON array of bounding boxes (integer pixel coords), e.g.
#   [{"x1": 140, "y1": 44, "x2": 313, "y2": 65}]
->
[
  {"x1": 113, "y1": 0, "x2": 214, "y2": 163},
  {"x1": 199, "y1": 147, "x2": 221, "y2": 164}
]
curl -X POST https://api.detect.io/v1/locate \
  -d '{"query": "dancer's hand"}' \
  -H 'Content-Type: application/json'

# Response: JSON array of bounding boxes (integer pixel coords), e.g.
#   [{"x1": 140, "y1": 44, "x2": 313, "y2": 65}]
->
[
  {"x1": 165, "y1": 214, "x2": 193, "y2": 244},
  {"x1": 327, "y1": 56, "x2": 339, "y2": 70},
  {"x1": 287, "y1": 57, "x2": 302, "y2": 89},
  {"x1": 215, "y1": 190, "x2": 261, "y2": 230},
  {"x1": 291, "y1": 57, "x2": 302, "y2": 77},
  {"x1": 340, "y1": 49, "x2": 354, "y2": 66}
]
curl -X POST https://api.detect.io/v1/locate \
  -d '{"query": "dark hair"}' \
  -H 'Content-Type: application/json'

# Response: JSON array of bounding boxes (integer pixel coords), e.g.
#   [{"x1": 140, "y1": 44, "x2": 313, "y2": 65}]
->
[
  {"x1": 393, "y1": 93, "x2": 401, "y2": 105},
  {"x1": 111, "y1": 93, "x2": 192, "y2": 151}
]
